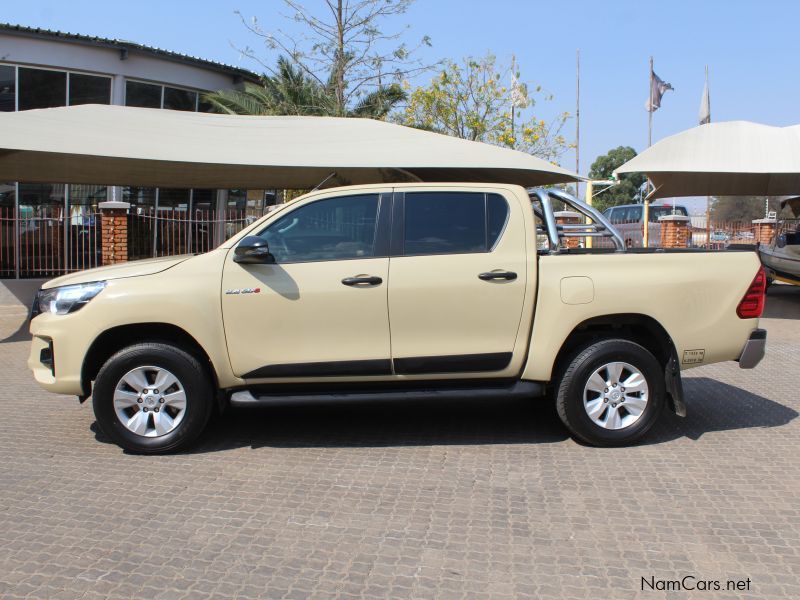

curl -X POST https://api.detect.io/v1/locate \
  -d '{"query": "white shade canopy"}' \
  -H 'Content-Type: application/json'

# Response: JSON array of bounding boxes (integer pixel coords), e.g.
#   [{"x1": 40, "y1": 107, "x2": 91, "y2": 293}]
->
[
  {"x1": 0, "y1": 104, "x2": 580, "y2": 189},
  {"x1": 614, "y1": 121, "x2": 800, "y2": 199}
]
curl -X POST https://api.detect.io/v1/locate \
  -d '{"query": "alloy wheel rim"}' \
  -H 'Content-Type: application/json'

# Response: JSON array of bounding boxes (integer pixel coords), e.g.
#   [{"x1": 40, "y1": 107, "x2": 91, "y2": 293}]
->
[
  {"x1": 582, "y1": 361, "x2": 649, "y2": 430},
  {"x1": 113, "y1": 366, "x2": 187, "y2": 437}
]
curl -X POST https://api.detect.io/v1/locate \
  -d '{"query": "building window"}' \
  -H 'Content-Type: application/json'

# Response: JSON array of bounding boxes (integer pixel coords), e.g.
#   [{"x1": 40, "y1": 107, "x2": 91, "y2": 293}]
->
[
  {"x1": 158, "y1": 188, "x2": 190, "y2": 210},
  {"x1": 0, "y1": 65, "x2": 15, "y2": 111},
  {"x1": 123, "y1": 186, "x2": 157, "y2": 208},
  {"x1": 69, "y1": 73, "x2": 111, "y2": 105},
  {"x1": 125, "y1": 80, "x2": 161, "y2": 108},
  {"x1": 198, "y1": 96, "x2": 215, "y2": 113},
  {"x1": 192, "y1": 189, "x2": 216, "y2": 213},
  {"x1": 163, "y1": 86, "x2": 197, "y2": 111},
  {"x1": 18, "y1": 67, "x2": 67, "y2": 110},
  {"x1": 126, "y1": 81, "x2": 201, "y2": 111},
  {"x1": 68, "y1": 184, "x2": 107, "y2": 207}
]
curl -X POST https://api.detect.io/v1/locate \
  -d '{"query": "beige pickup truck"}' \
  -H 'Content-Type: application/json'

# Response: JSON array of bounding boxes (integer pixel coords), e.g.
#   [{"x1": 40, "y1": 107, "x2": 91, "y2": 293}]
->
[{"x1": 28, "y1": 185, "x2": 767, "y2": 453}]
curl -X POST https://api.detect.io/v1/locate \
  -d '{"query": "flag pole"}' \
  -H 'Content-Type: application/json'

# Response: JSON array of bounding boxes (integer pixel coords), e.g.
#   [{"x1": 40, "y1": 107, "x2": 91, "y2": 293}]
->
[
  {"x1": 576, "y1": 49, "x2": 580, "y2": 184},
  {"x1": 577, "y1": 49, "x2": 592, "y2": 248},
  {"x1": 704, "y1": 65, "x2": 712, "y2": 248},
  {"x1": 648, "y1": 57, "x2": 653, "y2": 148},
  {"x1": 644, "y1": 56, "x2": 653, "y2": 247},
  {"x1": 510, "y1": 54, "x2": 516, "y2": 148}
]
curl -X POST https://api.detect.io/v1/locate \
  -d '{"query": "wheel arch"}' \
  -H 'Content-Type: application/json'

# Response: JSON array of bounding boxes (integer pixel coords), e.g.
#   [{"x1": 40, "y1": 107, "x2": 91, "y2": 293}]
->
[
  {"x1": 81, "y1": 323, "x2": 220, "y2": 399},
  {"x1": 549, "y1": 312, "x2": 684, "y2": 415},
  {"x1": 552, "y1": 313, "x2": 675, "y2": 377}
]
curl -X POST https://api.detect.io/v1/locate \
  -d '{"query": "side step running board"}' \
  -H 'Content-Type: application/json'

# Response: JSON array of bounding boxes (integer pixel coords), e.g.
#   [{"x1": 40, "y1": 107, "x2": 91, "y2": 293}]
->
[{"x1": 229, "y1": 380, "x2": 545, "y2": 407}]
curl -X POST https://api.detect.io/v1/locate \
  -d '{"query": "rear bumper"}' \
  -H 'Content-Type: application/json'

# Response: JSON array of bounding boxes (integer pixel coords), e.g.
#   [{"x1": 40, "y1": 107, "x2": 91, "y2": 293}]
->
[{"x1": 737, "y1": 328, "x2": 766, "y2": 369}]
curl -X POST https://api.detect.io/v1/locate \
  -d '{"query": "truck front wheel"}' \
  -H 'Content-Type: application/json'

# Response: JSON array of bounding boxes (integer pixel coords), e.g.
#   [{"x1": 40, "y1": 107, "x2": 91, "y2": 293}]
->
[
  {"x1": 556, "y1": 339, "x2": 665, "y2": 446},
  {"x1": 92, "y1": 343, "x2": 213, "y2": 454}
]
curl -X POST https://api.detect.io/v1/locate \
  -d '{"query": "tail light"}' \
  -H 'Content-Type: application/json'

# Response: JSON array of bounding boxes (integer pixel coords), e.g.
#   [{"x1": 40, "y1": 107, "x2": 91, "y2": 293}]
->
[{"x1": 736, "y1": 266, "x2": 766, "y2": 319}]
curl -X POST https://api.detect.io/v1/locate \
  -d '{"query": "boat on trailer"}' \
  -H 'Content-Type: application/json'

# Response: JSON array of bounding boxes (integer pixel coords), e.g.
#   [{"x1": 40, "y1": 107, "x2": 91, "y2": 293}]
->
[{"x1": 759, "y1": 197, "x2": 800, "y2": 286}]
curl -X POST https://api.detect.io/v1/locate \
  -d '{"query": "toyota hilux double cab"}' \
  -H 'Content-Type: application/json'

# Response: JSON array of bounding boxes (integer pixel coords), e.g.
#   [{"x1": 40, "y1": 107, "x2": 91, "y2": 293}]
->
[{"x1": 28, "y1": 185, "x2": 767, "y2": 453}]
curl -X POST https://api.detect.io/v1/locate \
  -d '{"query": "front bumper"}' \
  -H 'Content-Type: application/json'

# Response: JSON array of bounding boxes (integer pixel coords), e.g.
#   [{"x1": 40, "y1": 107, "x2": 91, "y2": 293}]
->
[
  {"x1": 737, "y1": 328, "x2": 766, "y2": 369},
  {"x1": 28, "y1": 313, "x2": 92, "y2": 396}
]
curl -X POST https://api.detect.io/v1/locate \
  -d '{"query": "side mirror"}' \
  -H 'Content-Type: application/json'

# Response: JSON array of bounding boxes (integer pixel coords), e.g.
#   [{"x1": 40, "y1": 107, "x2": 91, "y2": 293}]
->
[{"x1": 234, "y1": 236, "x2": 276, "y2": 264}]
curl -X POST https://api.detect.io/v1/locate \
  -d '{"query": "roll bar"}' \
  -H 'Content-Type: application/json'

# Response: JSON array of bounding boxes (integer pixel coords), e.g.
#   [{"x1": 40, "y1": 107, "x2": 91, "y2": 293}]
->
[{"x1": 528, "y1": 188, "x2": 626, "y2": 252}]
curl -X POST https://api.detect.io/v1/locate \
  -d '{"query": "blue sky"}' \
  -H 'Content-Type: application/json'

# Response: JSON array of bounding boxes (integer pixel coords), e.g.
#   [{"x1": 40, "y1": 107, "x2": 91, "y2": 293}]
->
[{"x1": 4, "y1": 0, "x2": 799, "y2": 189}]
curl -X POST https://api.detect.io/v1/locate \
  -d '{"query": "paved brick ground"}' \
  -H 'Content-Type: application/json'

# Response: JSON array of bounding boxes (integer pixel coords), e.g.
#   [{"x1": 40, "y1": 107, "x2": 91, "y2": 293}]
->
[{"x1": 0, "y1": 286, "x2": 798, "y2": 599}]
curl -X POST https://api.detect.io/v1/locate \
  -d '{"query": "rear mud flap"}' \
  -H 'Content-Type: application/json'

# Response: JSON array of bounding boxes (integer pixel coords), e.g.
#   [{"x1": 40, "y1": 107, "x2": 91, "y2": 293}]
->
[{"x1": 665, "y1": 353, "x2": 686, "y2": 417}]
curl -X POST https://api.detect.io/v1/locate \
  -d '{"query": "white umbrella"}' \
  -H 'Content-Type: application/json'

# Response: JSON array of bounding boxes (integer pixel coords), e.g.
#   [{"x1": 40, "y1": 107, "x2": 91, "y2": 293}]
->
[
  {"x1": 614, "y1": 121, "x2": 800, "y2": 199},
  {"x1": 0, "y1": 104, "x2": 580, "y2": 189}
]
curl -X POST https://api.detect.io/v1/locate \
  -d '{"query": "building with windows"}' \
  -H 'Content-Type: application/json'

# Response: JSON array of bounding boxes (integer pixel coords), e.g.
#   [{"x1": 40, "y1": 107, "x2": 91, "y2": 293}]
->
[{"x1": 0, "y1": 23, "x2": 268, "y2": 278}]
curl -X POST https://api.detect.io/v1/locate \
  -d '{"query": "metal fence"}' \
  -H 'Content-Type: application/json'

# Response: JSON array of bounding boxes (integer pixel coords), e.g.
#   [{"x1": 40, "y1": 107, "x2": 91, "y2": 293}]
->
[
  {"x1": 696, "y1": 221, "x2": 758, "y2": 249},
  {"x1": 1, "y1": 205, "x2": 102, "y2": 279},
  {"x1": 128, "y1": 207, "x2": 267, "y2": 261},
  {"x1": 0, "y1": 204, "x2": 779, "y2": 278},
  {"x1": 566, "y1": 217, "x2": 767, "y2": 251},
  {"x1": 0, "y1": 205, "x2": 267, "y2": 278}
]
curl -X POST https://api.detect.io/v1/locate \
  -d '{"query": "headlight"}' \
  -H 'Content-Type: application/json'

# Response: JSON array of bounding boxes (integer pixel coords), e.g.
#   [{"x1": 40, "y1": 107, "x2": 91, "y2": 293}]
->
[{"x1": 33, "y1": 281, "x2": 106, "y2": 317}]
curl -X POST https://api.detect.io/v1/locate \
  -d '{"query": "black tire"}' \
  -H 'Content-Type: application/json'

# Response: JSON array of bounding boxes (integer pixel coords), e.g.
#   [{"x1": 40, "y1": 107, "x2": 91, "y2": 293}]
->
[
  {"x1": 92, "y1": 343, "x2": 213, "y2": 454},
  {"x1": 556, "y1": 339, "x2": 665, "y2": 447}
]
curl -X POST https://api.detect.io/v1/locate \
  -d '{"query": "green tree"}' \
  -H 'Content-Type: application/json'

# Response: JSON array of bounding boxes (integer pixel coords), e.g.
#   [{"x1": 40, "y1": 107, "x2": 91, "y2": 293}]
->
[
  {"x1": 399, "y1": 54, "x2": 572, "y2": 161},
  {"x1": 234, "y1": 0, "x2": 433, "y2": 117},
  {"x1": 587, "y1": 146, "x2": 646, "y2": 212},
  {"x1": 204, "y1": 55, "x2": 406, "y2": 118},
  {"x1": 710, "y1": 196, "x2": 782, "y2": 222}
]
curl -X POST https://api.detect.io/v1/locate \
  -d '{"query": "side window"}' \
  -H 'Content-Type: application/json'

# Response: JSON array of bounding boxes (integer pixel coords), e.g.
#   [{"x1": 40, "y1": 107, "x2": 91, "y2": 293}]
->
[
  {"x1": 403, "y1": 192, "x2": 508, "y2": 255},
  {"x1": 258, "y1": 194, "x2": 379, "y2": 263},
  {"x1": 487, "y1": 193, "x2": 510, "y2": 249},
  {"x1": 629, "y1": 206, "x2": 643, "y2": 223}
]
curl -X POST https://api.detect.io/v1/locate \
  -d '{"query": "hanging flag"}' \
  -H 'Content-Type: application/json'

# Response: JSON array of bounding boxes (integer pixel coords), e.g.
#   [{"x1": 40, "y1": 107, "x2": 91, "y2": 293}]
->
[
  {"x1": 645, "y1": 71, "x2": 674, "y2": 112},
  {"x1": 510, "y1": 56, "x2": 528, "y2": 109},
  {"x1": 699, "y1": 68, "x2": 711, "y2": 125}
]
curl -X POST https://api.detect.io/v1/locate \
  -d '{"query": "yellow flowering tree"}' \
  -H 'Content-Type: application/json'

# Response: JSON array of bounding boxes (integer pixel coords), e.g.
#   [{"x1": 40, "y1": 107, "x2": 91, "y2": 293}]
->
[{"x1": 400, "y1": 54, "x2": 572, "y2": 161}]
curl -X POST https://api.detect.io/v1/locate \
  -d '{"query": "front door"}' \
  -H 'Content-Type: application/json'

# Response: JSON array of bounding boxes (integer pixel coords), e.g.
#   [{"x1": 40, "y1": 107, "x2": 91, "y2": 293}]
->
[
  {"x1": 222, "y1": 190, "x2": 392, "y2": 379},
  {"x1": 388, "y1": 188, "x2": 531, "y2": 377}
]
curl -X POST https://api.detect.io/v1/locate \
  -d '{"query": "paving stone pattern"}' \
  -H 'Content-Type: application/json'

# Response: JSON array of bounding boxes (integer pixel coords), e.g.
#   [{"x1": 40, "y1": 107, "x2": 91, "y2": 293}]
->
[{"x1": 0, "y1": 308, "x2": 797, "y2": 598}]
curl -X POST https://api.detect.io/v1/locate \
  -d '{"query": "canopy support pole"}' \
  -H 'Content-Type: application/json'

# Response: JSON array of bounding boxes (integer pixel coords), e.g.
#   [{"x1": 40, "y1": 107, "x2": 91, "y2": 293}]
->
[{"x1": 584, "y1": 179, "x2": 593, "y2": 249}]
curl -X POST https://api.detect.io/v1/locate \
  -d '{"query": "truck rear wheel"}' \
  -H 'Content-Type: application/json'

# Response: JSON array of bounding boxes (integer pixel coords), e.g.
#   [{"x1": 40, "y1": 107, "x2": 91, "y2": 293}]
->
[
  {"x1": 92, "y1": 343, "x2": 213, "y2": 454},
  {"x1": 556, "y1": 339, "x2": 665, "y2": 446}
]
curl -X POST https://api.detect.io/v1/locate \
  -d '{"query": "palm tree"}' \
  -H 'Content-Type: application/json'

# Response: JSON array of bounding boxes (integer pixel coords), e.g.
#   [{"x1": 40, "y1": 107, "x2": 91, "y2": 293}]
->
[{"x1": 203, "y1": 55, "x2": 406, "y2": 119}]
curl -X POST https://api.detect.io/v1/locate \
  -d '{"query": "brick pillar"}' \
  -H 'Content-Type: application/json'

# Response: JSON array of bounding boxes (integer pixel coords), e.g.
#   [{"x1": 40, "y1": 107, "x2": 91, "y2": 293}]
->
[
  {"x1": 99, "y1": 201, "x2": 130, "y2": 265},
  {"x1": 658, "y1": 214, "x2": 691, "y2": 248},
  {"x1": 752, "y1": 218, "x2": 777, "y2": 245},
  {"x1": 554, "y1": 210, "x2": 583, "y2": 249}
]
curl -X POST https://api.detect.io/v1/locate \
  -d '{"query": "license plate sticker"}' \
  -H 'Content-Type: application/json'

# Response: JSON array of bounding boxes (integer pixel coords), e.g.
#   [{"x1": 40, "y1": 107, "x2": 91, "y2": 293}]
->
[{"x1": 682, "y1": 349, "x2": 705, "y2": 364}]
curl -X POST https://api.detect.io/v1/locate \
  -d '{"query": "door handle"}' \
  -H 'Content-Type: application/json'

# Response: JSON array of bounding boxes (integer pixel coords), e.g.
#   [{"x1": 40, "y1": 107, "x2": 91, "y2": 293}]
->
[
  {"x1": 342, "y1": 276, "x2": 383, "y2": 286},
  {"x1": 478, "y1": 271, "x2": 517, "y2": 281}
]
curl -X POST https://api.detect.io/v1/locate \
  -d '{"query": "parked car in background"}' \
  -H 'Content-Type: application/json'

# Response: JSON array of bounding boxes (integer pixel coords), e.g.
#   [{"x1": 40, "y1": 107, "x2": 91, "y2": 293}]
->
[{"x1": 602, "y1": 203, "x2": 689, "y2": 247}]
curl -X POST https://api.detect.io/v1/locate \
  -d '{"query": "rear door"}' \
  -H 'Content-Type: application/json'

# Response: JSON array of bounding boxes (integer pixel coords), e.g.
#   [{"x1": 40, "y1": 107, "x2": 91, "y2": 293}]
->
[{"x1": 387, "y1": 187, "x2": 533, "y2": 378}]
